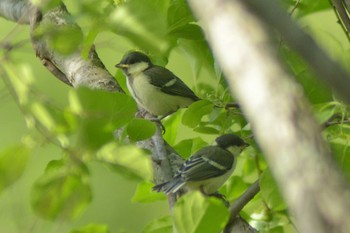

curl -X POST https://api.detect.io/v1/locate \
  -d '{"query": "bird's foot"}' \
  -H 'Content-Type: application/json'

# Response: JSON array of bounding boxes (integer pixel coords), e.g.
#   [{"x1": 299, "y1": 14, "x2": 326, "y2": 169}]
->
[{"x1": 209, "y1": 192, "x2": 230, "y2": 207}]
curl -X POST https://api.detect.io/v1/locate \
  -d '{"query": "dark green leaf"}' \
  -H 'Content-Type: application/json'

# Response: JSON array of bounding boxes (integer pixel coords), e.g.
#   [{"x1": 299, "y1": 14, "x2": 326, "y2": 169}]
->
[
  {"x1": 31, "y1": 159, "x2": 92, "y2": 220},
  {"x1": 71, "y1": 223, "x2": 110, "y2": 233},
  {"x1": 132, "y1": 181, "x2": 166, "y2": 203},
  {"x1": 127, "y1": 118, "x2": 156, "y2": 141},
  {"x1": 173, "y1": 137, "x2": 208, "y2": 160},
  {"x1": 143, "y1": 216, "x2": 172, "y2": 233},
  {"x1": 173, "y1": 192, "x2": 229, "y2": 233},
  {"x1": 0, "y1": 145, "x2": 30, "y2": 193}
]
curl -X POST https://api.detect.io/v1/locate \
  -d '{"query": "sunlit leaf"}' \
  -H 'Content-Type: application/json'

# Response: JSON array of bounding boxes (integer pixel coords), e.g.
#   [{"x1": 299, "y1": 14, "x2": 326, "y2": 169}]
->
[
  {"x1": 132, "y1": 181, "x2": 166, "y2": 203},
  {"x1": 182, "y1": 100, "x2": 213, "y2": 128},
  {"x1": 74, "y1": 88, "x2": 137, "y2": 150},
  {"x1": 260, "y1": 170, "x2": 287, "y2": 211},
  {"x1": 0, "y1": 145, "x2": 30, "y2": 193},
  {"x1": 97, "y1": 143, "x2": 152, "y2": 181},
  {"x1": 173, "y1": 192, "x2": 229, "y2": 233},
  {"x1": 71, "y1": 223, "x2": 110, "y2": 233},
  {"x1": 143, "y1": 216, "x2": 173, "y2": 233},
  {"x1": 31, "y1": 159, "x2": 92, "y2": 220}
]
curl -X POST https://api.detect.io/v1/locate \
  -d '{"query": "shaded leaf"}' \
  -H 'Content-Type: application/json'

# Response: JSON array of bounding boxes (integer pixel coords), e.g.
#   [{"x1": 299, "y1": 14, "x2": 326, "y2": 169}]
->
[
  {"x1": 31, "y1": 159, "x2": 92, "y2": 220},
  {"x1": 127, "y1": 118, "x2": 156, "y2": 141},
  {"x1": 173, "y1": 137, "x2": 208, "y2": 160}
]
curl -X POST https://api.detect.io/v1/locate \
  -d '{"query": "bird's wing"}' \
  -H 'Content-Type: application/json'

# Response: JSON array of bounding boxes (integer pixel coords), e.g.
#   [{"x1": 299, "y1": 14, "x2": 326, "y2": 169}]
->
[
  {"x1": 179, "y1": 146, "x2": 234, "y2": 181},
  {"x1": 145, "y1": 66, "x2": 200, "y2": 100}
]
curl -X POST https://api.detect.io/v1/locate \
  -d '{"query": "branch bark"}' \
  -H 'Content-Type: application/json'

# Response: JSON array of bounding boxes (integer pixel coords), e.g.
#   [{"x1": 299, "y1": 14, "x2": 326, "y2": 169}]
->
[{"x1": 188, "y1": 1, "x2": 350, "y2": 233}]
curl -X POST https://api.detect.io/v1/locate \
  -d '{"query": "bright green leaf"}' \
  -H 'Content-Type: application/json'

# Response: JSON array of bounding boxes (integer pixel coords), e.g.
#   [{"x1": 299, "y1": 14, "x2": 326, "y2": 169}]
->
[
  {"x1": 31, "y1": 159, "x2": 92, "y2": 220},
  {"x1": 260, "y1": 169, "x2": 287, "y2": 211},
  {"x1": 97, "y1": 143, "x2": 153, "y2": 181},
  {"x1": 71, "y1": 223, "x2": 110, "y2": 233},
  {"x1": 127, "y1": 118, "x2": 156, "y2": 141},
  {"x1": 74, "y1": 88, "x2": 137, "y2": 150},
  {"x1": 0, "y1": 145, "x2": 30, "y2": 193},
  {"x1": 143, "y1": 215, "x2": 173, "y2": 233},
  {"x1": 132, "y1": 181, "x2": 166, "y2": 203},
  {"x1": 182, "y1": 100, "x2": 214, "y2": 128},
  {"x1": 173, "y1": 192, "x2": 229, "y2": 233},
  {"x1": 222, "y1": 176, "x2": 249, "y2": 202}
]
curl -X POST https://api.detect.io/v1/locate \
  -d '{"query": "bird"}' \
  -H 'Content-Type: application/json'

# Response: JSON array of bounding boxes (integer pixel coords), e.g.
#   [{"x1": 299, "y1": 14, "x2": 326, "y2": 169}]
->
[
  {"x1": 153, "y1": 134, "x2": 248, "y2": 195},
  {"x1": 115, "y1": 51, "x2": 200, "y2": 118}
]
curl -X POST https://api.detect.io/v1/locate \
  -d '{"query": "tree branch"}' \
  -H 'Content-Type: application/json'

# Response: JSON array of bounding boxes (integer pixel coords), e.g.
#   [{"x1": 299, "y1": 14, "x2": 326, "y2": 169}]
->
[
  {"x1": 228, "y1": 180, "x2": 260, "y2": 222},
  {"x1": 329, "y1": 0, "x2": 350, "y2": 41},
  {"x1": 0, "y1": 0, "x2": 34, "y2": 24},
  {"x1": 188, "y1": 1, "x2": 350, "y2": 233},
  {"x1": 28, "y1": 4, "x2": 121, "y2": 91},
  {"x1": 243, "y1": 0, "x2": 350, "y2": 104}
]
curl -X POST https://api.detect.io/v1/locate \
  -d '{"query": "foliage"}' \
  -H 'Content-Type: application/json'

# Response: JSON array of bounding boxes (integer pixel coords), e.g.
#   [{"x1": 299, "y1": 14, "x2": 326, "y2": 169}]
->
[{"x1": 0, "y1": 0, "x2": 350, "y2": 232}]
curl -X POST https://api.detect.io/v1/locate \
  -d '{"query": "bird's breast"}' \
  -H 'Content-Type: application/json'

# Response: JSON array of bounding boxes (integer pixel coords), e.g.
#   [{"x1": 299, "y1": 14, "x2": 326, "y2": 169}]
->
[{"x1": 126, "y1": 73, "x2": 195, "y2": 116}]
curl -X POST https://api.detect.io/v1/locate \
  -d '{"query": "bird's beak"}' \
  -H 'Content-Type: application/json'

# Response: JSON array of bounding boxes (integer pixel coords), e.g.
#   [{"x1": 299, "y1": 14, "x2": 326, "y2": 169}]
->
[{"x1": 115, "y1": 63, "x2": 129, "y2": 68}]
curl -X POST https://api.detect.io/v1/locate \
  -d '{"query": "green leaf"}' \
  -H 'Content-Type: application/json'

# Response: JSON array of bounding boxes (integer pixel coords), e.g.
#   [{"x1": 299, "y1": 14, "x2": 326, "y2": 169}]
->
[
  {"x1": 132, "y1": 181, "x2": 166, "y2": 203},
  {"x1": 110, "y1": 0, "x2": 171, "y2": 54},
  {"x1": 73, "y1": 88, "x2": 137, "y2": 150},
  {"x1": 182, "y1": 100, "x2": 213, "y2": 128},
  {"x1": 71, "y1": 223, "x2": 110, "y2": 233},
  {"x1": 222, "y1": 176, "x2": 249, "y2": 202},
  {"x1": 173, "y1": 192, "x2": 229, "y2": 233},
  {"x1": 48, "y1": 24, "x2": 84, "y2": 55},
  {"x1": 296, "y1": 0, "x2": 331, "y2": 18},
  {"x1": 126, "y1": 118, "x2": 156, "y2": 141},
  {"x1": 143, "y1": 216, "x2": 173, "y2": 233},
  {"x1": 31, "y1": 159, "x2": 92, "y2": 220},
  {"x1": 0, "y1": 145, "x2": 30, "y2": 193},
  {"x1": 173, "y1": 137, "x2": 208, "y2": 160},
  {"x1": 313, "y1": 102, "x2": 336, "y2": 124},
  {"x1": 97, "y1": 143, "x2": 152, "y2": 181},
  {"x1": 193, "y1": 126, "x2": 220, "y2": 135},
  {"x1": 260, "y1": 169, "x2": 287, "y2": 211}
]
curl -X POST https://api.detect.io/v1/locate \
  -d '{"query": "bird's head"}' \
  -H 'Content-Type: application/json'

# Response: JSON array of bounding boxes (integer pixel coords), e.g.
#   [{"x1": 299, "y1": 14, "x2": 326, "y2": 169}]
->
[
  {"x1": 115, "y1": 51, "x2": 152, "y2": 75},
  {"x1": 215, "y1": 134, "x2": 249, "y2": 155}
]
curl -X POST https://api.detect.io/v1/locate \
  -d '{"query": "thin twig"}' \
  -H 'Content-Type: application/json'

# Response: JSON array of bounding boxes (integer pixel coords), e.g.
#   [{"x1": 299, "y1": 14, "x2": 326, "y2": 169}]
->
[
  {"x1": 228, "y1": 180, "x2": 260, "y2": 220},
  {"x1": 330, "y1": 0, "x2": 350, "y2": 42}
]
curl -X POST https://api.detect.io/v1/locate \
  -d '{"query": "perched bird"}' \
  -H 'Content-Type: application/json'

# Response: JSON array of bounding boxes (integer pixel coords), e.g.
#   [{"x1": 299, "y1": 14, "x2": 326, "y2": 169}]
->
[
  {"x1": 153, "y1": 134, "x2": 248, "y2": 195},
  {"x1": 115, "y1": 51, "x2": 200, "y2": 117}
]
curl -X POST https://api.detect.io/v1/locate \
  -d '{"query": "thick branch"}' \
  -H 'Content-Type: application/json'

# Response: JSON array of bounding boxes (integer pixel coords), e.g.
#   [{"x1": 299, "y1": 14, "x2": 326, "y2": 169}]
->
[
  {"x1": 0, "y1": 0, "x2": 33, "y2": 24},
  {"x1": 189, "y1": 1, "x2": 350, "y2": 233},
  {"x1": 29, "y1": 5, "x2": 121, "y2": 91},
  {"x1": 244, "y1": 0, "x2": 350, "y2": 104}
]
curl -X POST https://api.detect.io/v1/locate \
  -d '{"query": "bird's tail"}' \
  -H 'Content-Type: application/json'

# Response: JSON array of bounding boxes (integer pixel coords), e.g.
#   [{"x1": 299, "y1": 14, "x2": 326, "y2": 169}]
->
[{"x1": 152, "y1": 178, "x2": 185, "y2": 194}]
